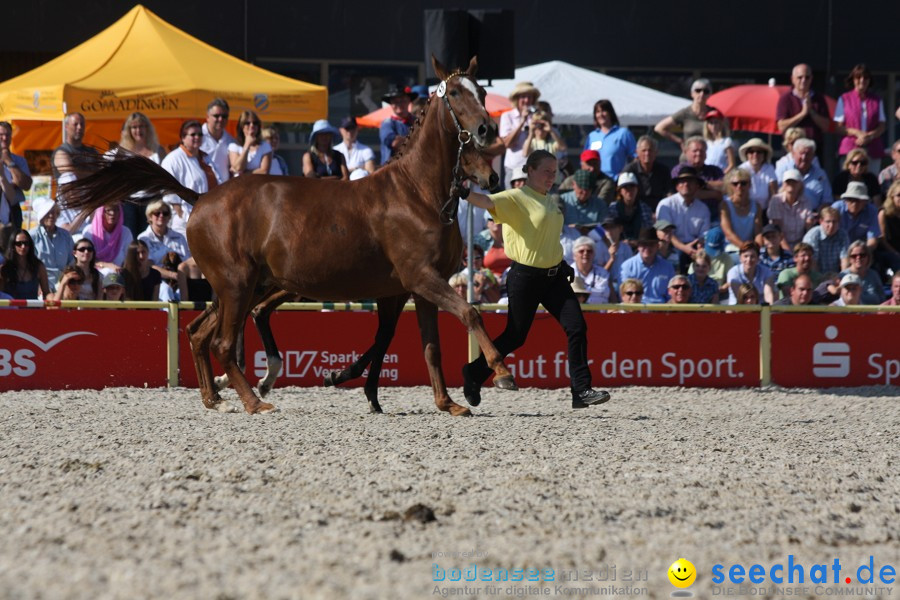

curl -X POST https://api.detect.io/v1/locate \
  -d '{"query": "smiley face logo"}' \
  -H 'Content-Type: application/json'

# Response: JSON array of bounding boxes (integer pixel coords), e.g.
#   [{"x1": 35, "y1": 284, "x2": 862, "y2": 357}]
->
[{"x1": 668, "y1": 558, "x2": 697, "y2": 588}]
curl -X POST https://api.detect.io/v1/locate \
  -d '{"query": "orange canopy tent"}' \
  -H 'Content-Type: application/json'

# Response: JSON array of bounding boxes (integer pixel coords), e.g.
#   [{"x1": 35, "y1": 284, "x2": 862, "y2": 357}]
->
[
  {"x1": 356, "y1": 93, "x2": 512, "y2": 128},
  {"x1": 0, "y1": 4, "x2": 327, "y2": 171}
]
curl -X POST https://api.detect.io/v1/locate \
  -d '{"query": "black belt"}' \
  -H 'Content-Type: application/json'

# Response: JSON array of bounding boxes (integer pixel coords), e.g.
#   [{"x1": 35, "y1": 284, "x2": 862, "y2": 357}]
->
[{"x1": 512, "y1": 261, "x2": 562, "y2": 277}]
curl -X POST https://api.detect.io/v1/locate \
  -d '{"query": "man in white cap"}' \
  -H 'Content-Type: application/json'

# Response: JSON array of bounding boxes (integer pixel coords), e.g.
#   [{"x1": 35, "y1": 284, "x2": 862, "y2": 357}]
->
[
  {"x1": 831, "y1": 273, "x2": 862, "y2": 306},
  {"x1": 28, "y1": 198, "x2": 74, "y2": 293},
  {"x1": 831, "y1": 181, "x2": 880, "y2": 251},
  {"x1": 499, "y1": 81, "x2": 540, "y2": 189}
]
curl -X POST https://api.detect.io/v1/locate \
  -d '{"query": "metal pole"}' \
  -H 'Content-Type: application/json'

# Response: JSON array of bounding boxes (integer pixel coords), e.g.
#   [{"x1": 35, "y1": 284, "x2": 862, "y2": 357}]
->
[
  {"x1": 760, "y1": 305, "x2": 772, "y2": 387},
  {"x1": 167, "y1": 301, "x2": 179, "y2": 388}
]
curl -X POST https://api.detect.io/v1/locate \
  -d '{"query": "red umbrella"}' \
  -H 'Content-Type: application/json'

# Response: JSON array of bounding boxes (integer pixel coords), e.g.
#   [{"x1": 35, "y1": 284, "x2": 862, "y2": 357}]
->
[
  {"x1": 356, "y1": 92, "x2": 512, "y2": 128},
  {"x1": 708, "y1": 84, "x2": 837, "y2": 134}
]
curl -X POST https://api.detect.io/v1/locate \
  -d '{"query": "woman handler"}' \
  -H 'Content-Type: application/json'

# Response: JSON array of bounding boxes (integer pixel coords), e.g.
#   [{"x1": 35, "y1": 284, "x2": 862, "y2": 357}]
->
[{"x1": 461, "y1": 150, "x2": 611, "y2": 409}]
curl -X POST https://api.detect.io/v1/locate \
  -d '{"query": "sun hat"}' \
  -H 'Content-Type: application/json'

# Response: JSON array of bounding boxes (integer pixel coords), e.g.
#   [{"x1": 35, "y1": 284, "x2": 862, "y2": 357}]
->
[
  {"x1": 32, "y1": 197, "x2": 57, "y2": 222},
  {"x1": 636, "y1": 228, "x2": 659, "y2": 246},
  {"x1": 573, "y1": 169, "x2": 598, "y2": 190},
  {"x1": 782, "y1": 168, "x2": 803, "y2": 183},
  {"x1": 508, "y1": 81, "x2": 540, "y2": 102},
  {"x1": 580, "y1": 149, "x2": 600, "y2": 163},
  {"x1": 739, "y1": 138, "x2": 774, "y2": 162},
  {"x1": 381, "y1": 84, "x2": 417, "y2": 103},
  {"x1": 510, "y1": 166, "x2": 527, "y2": 182},
  {"x1": 840, "y1": 181, "x2": 870, "y2": 201},
  {"x1": 617, "y1": 172, "x2": 639, "y2": 188},
  {"x1": 308, "y1": 119, "x2": 340, "y2": 145}
]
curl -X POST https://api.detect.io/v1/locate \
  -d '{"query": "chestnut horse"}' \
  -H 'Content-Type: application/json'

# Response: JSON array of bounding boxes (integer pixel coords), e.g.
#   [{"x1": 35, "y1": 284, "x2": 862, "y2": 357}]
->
[{"x1": 62, "y1": 56, "x2": 516, "y2": 415}]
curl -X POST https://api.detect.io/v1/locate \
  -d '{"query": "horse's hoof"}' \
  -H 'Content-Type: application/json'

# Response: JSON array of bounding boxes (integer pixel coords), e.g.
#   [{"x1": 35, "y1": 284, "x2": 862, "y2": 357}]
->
[
  {"x1": 251, "y1": 402, "x2": 278, "y2": 414},
  {"x1": 369, "y1": 402, "x2": 383, "y2": 414},
  {"x1": 449, "y1": 405, "x2": 473, "y2": 417},
  {"x1": 258, "y1": 382, "x2": 272, "y2": 398},
  {"x1": 216, "y1": 401, "x2": 240, "y2": 414},
  {"x1": 493, "y1": 375, "x2": 518, "y2": 391},
  {"x1": 323, "y1": 372, "x2": 337, "y2": 387}
]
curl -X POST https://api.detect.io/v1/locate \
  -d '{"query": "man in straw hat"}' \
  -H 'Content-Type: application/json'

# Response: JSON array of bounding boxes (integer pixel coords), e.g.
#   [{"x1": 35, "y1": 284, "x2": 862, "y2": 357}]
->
[
  {"x1": 379, "y1": 84, "x2": 418, "y2": 165},
  {"x1": 29, "y1": 197, "x2": 74, "y2": 293},
  {"x1": 499, "y1": 81, "x2": 540, "y2": 189},
  {"x1": 737, "y1": 137, "x2": 777, "y2": 210}
]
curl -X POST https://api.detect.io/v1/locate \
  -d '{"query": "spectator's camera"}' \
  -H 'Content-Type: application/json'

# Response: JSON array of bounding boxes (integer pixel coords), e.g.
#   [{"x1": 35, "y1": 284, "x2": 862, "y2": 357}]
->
[{"x1": 527, "y1": 106, "x2": 537, "y2": 114}]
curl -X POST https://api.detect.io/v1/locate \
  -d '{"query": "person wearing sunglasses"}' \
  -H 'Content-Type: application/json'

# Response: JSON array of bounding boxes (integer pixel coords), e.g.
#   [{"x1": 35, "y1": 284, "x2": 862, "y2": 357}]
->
[
  {"x1": 161, "y1": 120, "x2": 218, "y2": 237},
  {"x1": 654, "y1": 78, "x2": 718, "y2": 151},
  {"x1": 229, "y1": 110, "x2": 272, "y2": 176},
  {"x1": 737, "y1": 138, "x2": 778, "y2": 212},
  {"x1": 838, "y1": 240, "x2": 884, "y2": 305},
  {"x1": 666, "y1": 275, "x2": 693, "y2": 304},
  {"x1": 0, "y1": 229, "x2": 49, "y2": 299},
  {"x1": 832, "y1": 149, "x2": 882, "y2": 207},
  {"x1": 618, "y1": 278, "x2": 644, "y2": 305},
  {"x1": 200, "y1": 98, "x2": 235, "y2": 184},
  {"x1": 302, "y1": 120, "x2": 348, "y2": 180},
  {"x1": 70, "y1": 240, "x2": 101, "y2": 300},
  {"x1": 831, "y1": 180, "x2": 881, "y2": 257},
  {"x1": 137, "y1": 199, "x2": 191, "y2": 267},
  {"x1": 720, "y1": 169, "x2": 761, "y2": 255}
]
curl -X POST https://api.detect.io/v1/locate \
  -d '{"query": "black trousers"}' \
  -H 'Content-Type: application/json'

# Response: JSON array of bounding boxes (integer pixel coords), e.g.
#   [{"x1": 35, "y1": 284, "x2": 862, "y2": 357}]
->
[{"x1": 467, "y1": 262, "x2": 592, "y2": 393}]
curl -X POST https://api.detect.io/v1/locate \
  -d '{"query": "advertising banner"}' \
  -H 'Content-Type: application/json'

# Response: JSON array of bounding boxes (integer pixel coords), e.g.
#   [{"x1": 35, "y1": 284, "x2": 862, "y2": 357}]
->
[
  {"x1": 0, "y1": 309, "x2": 168, "y2": 390},
  {"x1": 771, "y1": 313, "x2": 900, "y2": 387}
]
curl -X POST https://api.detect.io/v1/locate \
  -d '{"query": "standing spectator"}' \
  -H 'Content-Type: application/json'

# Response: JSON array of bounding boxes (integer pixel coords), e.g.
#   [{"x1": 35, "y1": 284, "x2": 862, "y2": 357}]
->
[
  {"x1": 687, "y1": 251, "x2": 719, "y2": 304},
  {"x1": 758, "y1": 224, "x2": 795, "y2": 281},
  {"x1": 137, "y1": 200, "x2": 191, "y2": 265},
  {"x1": 877, "y1": 141, "x2": 900, "y2": 197},
  {"x1": 28, "y1": 198, "x2": 74, "y2": 294},
  {"x1": 726, "y1": 241, "x2": 776, "y2": 305},
  {"x1": 81, "y1": 202, "x2": 133, "y2": 271},
  {"x1": 620, "y1": 135, "x2": 671, "y2": 211},
  {"x1": 53, "y1": 113, "x2": 98, "y2": 233},
  {"x1": 803, "y1": 206, "x2": 850, "y2": 274},
  {"x1": 669, "y1": 137, "x2": 725, "y2": 218},
  {"x1": 834, "y1": 64, "x2": 886, "y2": 168},
  {"x1": 876, "y1": 181, "x2": 900, "y2": 276},
  {"x1": 558, "y1": 150, "x2": 615, "y2": 203},
  {"x1": 334, "y1": 117, "x2": 375, "y2": 177},
  {"x1": 774, "y1": 273, "x2": 816, "y2": 306},
  {"x1": 839, "y1": 241, "x2": 884, "y2": 305},
  {"x1": 609, "y1": 172, "x2": 654, "y2": 248},
  {"x1": 523, "y1": 110, "x2": 566, "y2": 166},
  {"x1": 880, "y1": 272, "x2": 900, "y2": 306},
  {"x1": 775, "y1": 64, "x2": 831, "y2": 152},
  {"x1": 123, "y1": 240, "x2": 160, "y2": 301},
  {"x1": 116, "y1": 112, "x2": 166, "y2": 237},
  {"x1": 737, "y1": 138, "x2": 777, "y2": 211},
  {"x1": 380, "y1": 84, "x2": 417, "y2": 166},
  {"x1": 720, "y1": 168, "x2": 762, "y2": 253},
  {"x1": 71, "y1": 239, "x2": 101, "y2": 300},
  {"x1": 0, "y1": 121, "x2": 32, "y2": 229},
  {"x1": 161, "y1": 120, "x2": 218, "y2": 236},
  {"x1": 569, "y1": 236, "x2": 612, "y2": 304},
  {"x1": 200, "y1": 98, "x2": 235, "y2": 184},
  {"x1": 832, "y1": 181, "x2": 880, "y2": 251},
  {"x1": 619, "y1": 228, "x2": 675, "y2": 304},
  {"x1": 0, "y1": 230, "x2": 49, "y2": 299},
  {"x1": 831, "y1": 149, "x2": 882, "y2": 205},
  {"x1": 767, "y1": 169, "x2": 815, "y2": 249},
  {"x1": 656, "y1": 166, "x2": 711, "y2": 271},
  {"x1": 776, "y1": 242, "x2": 824, "y2": 297},
  {"x1": 779, "y1": 139, "x2": 832, "y2": 210},
  {"x1": 303, "y1": 120, "x2": 348, "y2": 180},
  {"x1": 229, "y1": 110, "x2": 272, "y2": 176},
  {"x1": 261, "y1": 127, "x2": 289, "y2": 175},
  {"x1": 666, "y1": 274, "x2": 692, "y2": 304},
  {"x1": 703, "y1": 109, "x2": 735, "y2": 173},
  {"x1": 618, "y1": 278, "x2": 644, "y2": 305},
  {"x1": 583, "y1": 99, "x2": 636, "y2": 180},
  {"x1": 831, "y1": 273, "x2": 863, "y2": 306},
  {"x1": 654, "y1": 78, "x2": 717, "y2": 150},
  {"x1": 499, "y1": 82, "x2": 539, "y2": 188}
]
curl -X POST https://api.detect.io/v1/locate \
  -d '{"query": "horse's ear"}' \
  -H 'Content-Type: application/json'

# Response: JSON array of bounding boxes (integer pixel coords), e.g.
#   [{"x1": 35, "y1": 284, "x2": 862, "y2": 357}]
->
[
  {"x1": 467, "y1": 56, "x2": 479, "y2": 78},
  {"x1": 432, "y1": 54, "x2": 449, "y2": 81}
]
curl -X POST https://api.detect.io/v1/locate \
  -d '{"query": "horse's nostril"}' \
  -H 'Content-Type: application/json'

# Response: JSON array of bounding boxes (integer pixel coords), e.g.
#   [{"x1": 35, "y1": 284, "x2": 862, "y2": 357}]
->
[
  {"x1": 489, "y1": 172, "x2": 499, "y2": 188},
  {"x1": 477, "y1": 124, "x2": 488, "y2": 138}
]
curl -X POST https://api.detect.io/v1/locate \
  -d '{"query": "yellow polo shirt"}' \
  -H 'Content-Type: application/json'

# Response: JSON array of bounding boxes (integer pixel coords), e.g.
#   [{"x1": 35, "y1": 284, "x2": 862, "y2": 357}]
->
[{"x1": 488, "y1": 185, "x2": 564, "y2": 268}]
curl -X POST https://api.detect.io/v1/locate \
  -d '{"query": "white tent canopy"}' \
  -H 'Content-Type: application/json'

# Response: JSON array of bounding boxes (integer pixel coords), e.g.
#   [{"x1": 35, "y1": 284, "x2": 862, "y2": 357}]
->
[{"x1": 482, "y1": 61, "x2": 687, "y2": 127}]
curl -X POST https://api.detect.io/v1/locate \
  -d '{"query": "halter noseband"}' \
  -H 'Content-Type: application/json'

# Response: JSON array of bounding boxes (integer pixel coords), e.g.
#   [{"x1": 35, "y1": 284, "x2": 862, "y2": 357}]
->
[{"x1": 436, "y1": 71, "x2": 480, "y2": 225}]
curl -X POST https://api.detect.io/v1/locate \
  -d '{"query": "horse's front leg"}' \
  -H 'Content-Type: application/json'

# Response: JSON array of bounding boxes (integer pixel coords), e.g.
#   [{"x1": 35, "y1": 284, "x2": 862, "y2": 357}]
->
[{"x1": 411, "y1": 296, "x2": 470, "y2": 416}]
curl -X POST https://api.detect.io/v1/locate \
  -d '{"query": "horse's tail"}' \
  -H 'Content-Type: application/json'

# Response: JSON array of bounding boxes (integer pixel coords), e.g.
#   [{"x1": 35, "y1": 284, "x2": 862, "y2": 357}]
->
[{"x1": 60, "y1": 150, "x2": 202, "y2": 214}]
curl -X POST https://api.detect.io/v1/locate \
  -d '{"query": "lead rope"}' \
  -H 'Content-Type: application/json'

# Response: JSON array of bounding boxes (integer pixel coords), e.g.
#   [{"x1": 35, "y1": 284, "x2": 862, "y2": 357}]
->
[{"x1": 436, "y1": 73, "x2": 475, "y2": 225}]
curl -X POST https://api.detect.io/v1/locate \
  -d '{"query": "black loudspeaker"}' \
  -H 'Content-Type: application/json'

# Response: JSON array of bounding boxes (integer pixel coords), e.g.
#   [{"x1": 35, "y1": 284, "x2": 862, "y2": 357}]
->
[{"x1": 424, "y1": 9, "x2": 515, "y2": 81}]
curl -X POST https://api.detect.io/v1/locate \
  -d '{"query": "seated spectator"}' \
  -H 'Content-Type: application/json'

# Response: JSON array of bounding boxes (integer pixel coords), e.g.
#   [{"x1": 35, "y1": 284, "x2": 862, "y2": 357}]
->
[
  {"x1": 561, "y1": 169, "x2": 607, "y2": 231},
  {"x1": 654, "y1": 219, "x2": 679, "y2": 271},
  {"x1": 609, "y1": 172, "x2": 654, "y2": 248},
  {"x1": 839, "y1": 241, "x2": 884, "y2": 305},
  {"x1": 738, "y1": 138, "x2": 777, "y2": 211},
  {"x1": 832, "y1": 181, "x2": 880, "y2": 251},
  {"x1": 261, "y1": 127, "x2": 289, "y2": 175},
  {"x1": 703, "y1": 109, "x2": 735, "y2": 173},
  {"x1": 776, "y1": 242, "x2": 824, "y2": 297},
  {"x1": 620, "y1": 135, "x2": 670, "y2": 211},
  {"x1": 618, "y1": 228, "x2": 675, "y2": 304},
  {"x1": 726, "y1": 241, "x2": 776, "y2": 305},
  {"x1": 670, "y1": 137, "x2": 725, "y2": 218},
  {"x1": 28, "y1": 198, "x2": 74, "y2": 294},
  {"x1": 881, "y1": 272, "x2": 900, "y2": 306},
  {"x1": 523, "y1": 109, "x2": 567, "y2": 177},
  {"x1": 831, "y1": 273, "x2": 863, "y2": 306},
  {"x1": 480, "y1": 218, "x2": 512, "y2": 278},
  {"x1": 774, "y1": 273, "x2": 816, "y2": 306},
  {"x1": 449, "y1": 272, "x2": 477, "y2": 302},
  {"x1": 689, "y1": 226, "x2": 734, "y2": 298},
  {"x1": 720, "y1": 168, "x2": 762, "y2": 254},
  {"x1": 803, "y1": 206, "x2": 850, "y2": 274},
  {"x1": 618, "y1": 278, "x2": 645, "y2": 305},
  {"x1": 228, "y1": 110, "x2": 272, "y2": 176},
  {"x1": 758, "y1": 224, "x2": 794, "y2": 280},
  {"x1": 71, "y1": 238, "x2": 101, "y2": 300},
  {"x1": 876, "y1": 180, "x2": 900, "y2": 276},
  {"x1": 459, "y1": 246, "x2": 501, "y2": 303},
  {"x1": 137, "y1": 200, "x2": 191, "y2": 265},
  {"x1": 774, "y1": 127, "x2": 812, "y2": 177},
  {"x1": 123, "y1": 240, "x2": 160, "y2": 301},
  {"x1": 47, "y1": 264, "x2": 83, "y2": 302},
  {"x1": 570, "y1": 236, "x2": 612, "y2": 304},
  {"x1": 832, "y1": 149, "x2": 882, "y2": 205},
  {"x1": 877, "y1": 141, "x2": 900, "y2": 197},
  {"x1": 102, "y1": 271, "x2": 127, "y2": 301},
  {"x1": 595, "y1": 215, "x2": 633, "y2": 285},
  {"x1": 178, "y1": 257, "x2": 212, "y2": 302},
  {"x1": 687, "y1": 251, "x2": 719, "y2": 304},
  {"x1": 571, "y1": 277, "x2": 590, "y2": 304},
  {"x1": 303, "y1": 120, "x2": 348, "y2": 180},
  {"x1": 583, "y1": 99, "x2": 636, "y2": 180},
  {"x1": 157, "y1": 251, "x2": 182, "y2": 302},
  {"x1": 657, "y1": 166, "x2": 711, "y2": 272},
  {"x1": 334, "y1": 117, "x2": 375, "y2": 177},
  {"x1": 654, "y1": 78, "x2": 717, "y2": 150},
  {"x1": 767, "y1": 169, "x2": 816, "y2": 250},
  {"x1": 667, "y1": 274, "x2": 692, "y2": 304},
  {"x1": 81, "y1": 202, "x2": 133, "y2": 271},
  {"x1": 560, "y1": 150, "x2": 606, "y2": 198},
  {"x1": 0, "y1": 229, "x2": 49, "y2": 299},
  {"x1": 736, "y1": 282, "x2": 760, "y2": 305},
  {"x1": 776, "y1": 138, "x2": 832, "y2": 211}
]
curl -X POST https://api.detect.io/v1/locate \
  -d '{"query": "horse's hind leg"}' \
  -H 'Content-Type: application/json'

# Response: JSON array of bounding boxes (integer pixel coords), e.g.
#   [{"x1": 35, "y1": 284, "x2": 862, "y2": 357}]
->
[
  {"x1": 251, "y1": 290, "x2": 296, "y2": 398},
  {"x1": 361, "y1": 294, "x2": 408, "y2": 413},
  {"x1": 188, "y1": 303, "x2": 236, "y2": 412},
  {"x1": 413, "y1": 296, "x2": 471, "y2": 417}
]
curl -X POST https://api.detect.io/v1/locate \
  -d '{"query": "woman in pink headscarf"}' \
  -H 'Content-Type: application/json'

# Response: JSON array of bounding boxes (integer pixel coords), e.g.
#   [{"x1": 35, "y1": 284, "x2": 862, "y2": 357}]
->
[{"x1": 81, "y1": 201, "x2": 133, "y2": 271}]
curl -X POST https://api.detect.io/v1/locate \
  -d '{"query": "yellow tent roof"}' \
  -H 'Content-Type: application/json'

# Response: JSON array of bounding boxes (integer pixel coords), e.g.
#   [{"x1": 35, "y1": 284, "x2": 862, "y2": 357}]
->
[{"x1": 0, "y1": 4, "x2": 326, "y2": 123}]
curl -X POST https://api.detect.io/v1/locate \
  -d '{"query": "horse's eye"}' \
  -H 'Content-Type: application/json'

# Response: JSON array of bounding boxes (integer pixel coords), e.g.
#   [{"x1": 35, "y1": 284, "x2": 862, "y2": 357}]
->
[{"x1": 450, "y1": 89, "x2": 458, "y2": 97}]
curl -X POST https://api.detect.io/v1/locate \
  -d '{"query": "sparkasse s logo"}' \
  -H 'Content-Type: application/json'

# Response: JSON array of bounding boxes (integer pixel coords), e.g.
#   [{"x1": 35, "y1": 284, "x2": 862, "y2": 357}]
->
[{"x1": 812, "y1": 326, "x2": 850, "y2": 378}]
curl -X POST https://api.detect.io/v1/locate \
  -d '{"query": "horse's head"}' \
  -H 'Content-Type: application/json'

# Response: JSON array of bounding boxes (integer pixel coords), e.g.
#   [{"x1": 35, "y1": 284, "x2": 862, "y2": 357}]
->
[{"x1": 460, "y1": 148, "x2": 498, "y2": 190}]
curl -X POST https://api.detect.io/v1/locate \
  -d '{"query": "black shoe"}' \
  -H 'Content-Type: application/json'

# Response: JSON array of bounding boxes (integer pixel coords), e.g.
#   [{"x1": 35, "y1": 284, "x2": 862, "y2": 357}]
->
[
  {"x1": 462, "y1": 364, "x2": 482, "y2": 407},
  {"x1": 572, "y1": 388, "x2": 611, "y2": 409}
]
